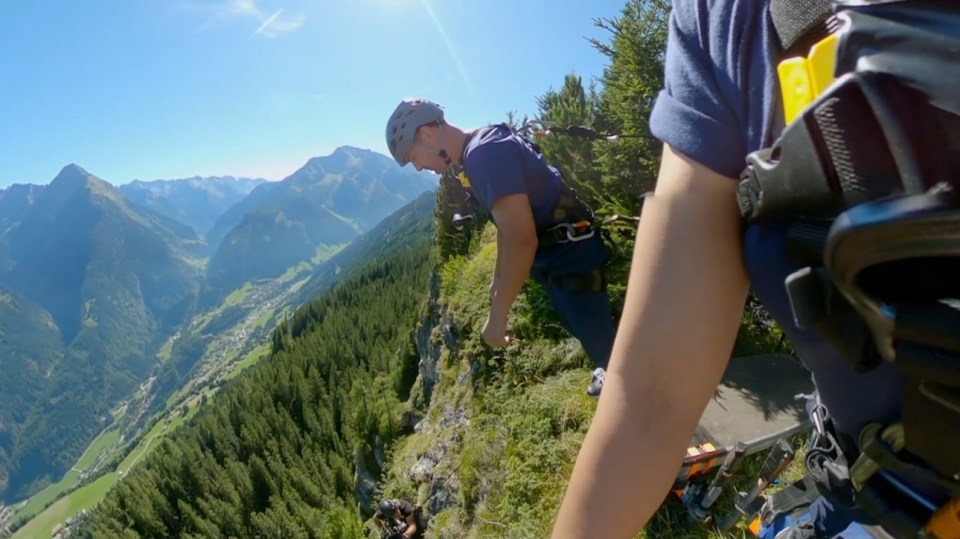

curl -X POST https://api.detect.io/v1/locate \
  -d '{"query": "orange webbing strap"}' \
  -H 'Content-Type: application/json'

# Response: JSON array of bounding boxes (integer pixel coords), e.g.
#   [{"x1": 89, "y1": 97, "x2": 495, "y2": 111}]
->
[
  {"x1": 674, "y1": 443, "x2": 725, "y2": 489},
  {"x1": 687, "y1": 443, "x2": 723, "y2": 476},
  {"x1": 925, "y1": 498, "x2": 960, "y2": 539}
]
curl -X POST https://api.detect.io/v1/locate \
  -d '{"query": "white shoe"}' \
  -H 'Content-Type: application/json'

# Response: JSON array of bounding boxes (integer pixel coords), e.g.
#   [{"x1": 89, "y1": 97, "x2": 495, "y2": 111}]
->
[{"x1": 587, "y1": 367, "x2": 605, "y2": 397}]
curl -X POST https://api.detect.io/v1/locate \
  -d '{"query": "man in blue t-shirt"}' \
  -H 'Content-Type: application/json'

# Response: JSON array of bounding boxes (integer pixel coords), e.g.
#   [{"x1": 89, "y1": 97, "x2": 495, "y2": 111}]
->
[
  {"x1": 385, "y1": 98, "x2": 617, "y2": 396},
  {"x1": 550, "y1": 0, "x2": 907, "y2": 537}
]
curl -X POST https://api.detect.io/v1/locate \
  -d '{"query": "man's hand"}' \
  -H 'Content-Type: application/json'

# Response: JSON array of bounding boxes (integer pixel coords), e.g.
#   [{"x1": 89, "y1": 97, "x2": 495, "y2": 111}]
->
[{"x1": 482, "y1": 309, "x2": 509, "y2": 348}]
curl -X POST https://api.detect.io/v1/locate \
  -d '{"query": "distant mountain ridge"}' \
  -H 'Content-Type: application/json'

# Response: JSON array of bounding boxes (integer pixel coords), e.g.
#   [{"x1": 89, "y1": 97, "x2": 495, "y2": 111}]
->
[
  {"x1": 205, "y1": 146, "x2": 436, "y2": 250},
  {"x1": 286, "y1": 145, "x2": 437, "y2": 230},
  {"x1": 0, "y1": 184, "x2": 43, "y2": 235},
  {"x1": 118, "y1": 175, "x2": 268, "y2": 240},
  {"x1": 202, "y1": 146, "x2": 437, "y2": 296}
]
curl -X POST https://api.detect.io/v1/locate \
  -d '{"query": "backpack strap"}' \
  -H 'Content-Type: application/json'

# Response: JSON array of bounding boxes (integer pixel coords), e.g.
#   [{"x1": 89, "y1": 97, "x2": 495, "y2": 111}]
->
[
  {"x1": 769, "y1": 0, "x2": 840, "y2": 56},
  {"x1": 413, "y1": 505, "x2": 428, "y2": 532}
]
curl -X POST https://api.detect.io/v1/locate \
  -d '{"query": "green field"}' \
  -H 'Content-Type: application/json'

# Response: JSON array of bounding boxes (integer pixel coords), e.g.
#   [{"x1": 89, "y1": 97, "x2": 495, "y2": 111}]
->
[
  {"x1": 9, "y1": 392, "x2": 206, "y2": 538},
  {"x1": 223, "y1": 281, "x2": 254, "y2": 307},
  {"x1": 224, "y1": 342, "x2": 271, "y2": 381},
  {"x1": 10, "y1": 427, "x2": 120, "y2": 526},
  {"x1": 155, "y1": 335, "x2": 175, "y2": 362},
  {"x1": 11, "y1": 473, "x2": 118, "y2": 539},
  {"x1": 75, "y1": 428, "x2": 119, "y2": 471}
]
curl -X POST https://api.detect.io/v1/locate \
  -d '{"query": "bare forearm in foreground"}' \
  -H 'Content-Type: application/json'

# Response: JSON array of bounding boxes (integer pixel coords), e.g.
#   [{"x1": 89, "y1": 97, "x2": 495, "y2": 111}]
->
[{"x1": 551, "y1": 146, "x2": 751, "y2": 538}]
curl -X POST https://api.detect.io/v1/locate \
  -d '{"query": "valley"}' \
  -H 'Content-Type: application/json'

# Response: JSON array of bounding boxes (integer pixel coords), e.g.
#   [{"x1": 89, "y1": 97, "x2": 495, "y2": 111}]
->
[
  {"x1": 2, "y1": 242, "x2": 345, "y2": 539},
  {"x1": 0, "y1": 145, "x2": 435, "y2": 538}
]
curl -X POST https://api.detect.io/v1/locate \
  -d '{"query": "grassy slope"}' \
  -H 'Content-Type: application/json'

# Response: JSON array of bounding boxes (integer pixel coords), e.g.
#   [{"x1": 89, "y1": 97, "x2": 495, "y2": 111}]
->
[{"x1": 376, "y1": 224, "x2": 807, "y2": 539}]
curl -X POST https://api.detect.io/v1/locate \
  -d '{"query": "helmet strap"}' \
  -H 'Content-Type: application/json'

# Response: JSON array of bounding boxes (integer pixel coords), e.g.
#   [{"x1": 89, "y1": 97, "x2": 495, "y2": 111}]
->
[
  {"x1": 436, "y1": 124, "x2": 454, "y2": 167},
  {"x1": 438, "y1": 149, "x2": 453, "y2": 167}
]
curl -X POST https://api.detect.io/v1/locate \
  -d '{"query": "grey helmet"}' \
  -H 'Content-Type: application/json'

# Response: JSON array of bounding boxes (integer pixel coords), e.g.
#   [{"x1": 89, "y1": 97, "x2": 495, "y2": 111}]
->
[
  {"x1": 378, "y1": 499, "x2": 397, "y2": 517},
  {"x1": 386, "y1": 98, "x2": 445, "y2": 166}
]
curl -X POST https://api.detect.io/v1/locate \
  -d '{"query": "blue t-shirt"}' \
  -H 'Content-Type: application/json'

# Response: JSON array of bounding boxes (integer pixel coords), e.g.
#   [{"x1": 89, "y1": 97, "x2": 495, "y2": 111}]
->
[
  {"x1": 648, "y1": 0, "x2": 904, "y2": 444},
  {"x1": 460, "y1": 124, "x2": 565, "y2": 229}
]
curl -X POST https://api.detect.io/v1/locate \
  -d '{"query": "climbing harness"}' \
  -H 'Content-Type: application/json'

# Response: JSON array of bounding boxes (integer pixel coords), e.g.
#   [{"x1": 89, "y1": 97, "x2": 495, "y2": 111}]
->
[
  {"x1": 515, "y1": 120, "x2": 643, "y2": 292},
  {"x1": 445, "y1": 119, "x2": 642, "y2": 293}
]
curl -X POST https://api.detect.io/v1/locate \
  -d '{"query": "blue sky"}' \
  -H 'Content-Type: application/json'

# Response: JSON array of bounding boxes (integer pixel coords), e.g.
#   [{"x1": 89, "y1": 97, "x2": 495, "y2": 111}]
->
[{"x1": 0, "y1": 0, "x2": 630, "y2": 187}]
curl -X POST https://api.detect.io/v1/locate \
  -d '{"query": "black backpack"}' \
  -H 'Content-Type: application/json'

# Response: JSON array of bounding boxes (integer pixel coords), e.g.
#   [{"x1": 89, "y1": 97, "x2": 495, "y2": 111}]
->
[{"x1": 737, "y1": 1, "x2": 960, "y2": 537}]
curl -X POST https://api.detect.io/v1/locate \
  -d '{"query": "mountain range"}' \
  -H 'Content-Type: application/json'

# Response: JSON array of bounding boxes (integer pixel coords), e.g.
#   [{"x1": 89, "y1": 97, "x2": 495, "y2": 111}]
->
[
  {"x1": 0, "y1": 146, "x2": 436, "y2": 504},
  {"x1": 117, "y1": 175, "x2": 268, "y2": 240},
  {"x1": 203, "y1": 145, "x2": 436, "y2": 298}
]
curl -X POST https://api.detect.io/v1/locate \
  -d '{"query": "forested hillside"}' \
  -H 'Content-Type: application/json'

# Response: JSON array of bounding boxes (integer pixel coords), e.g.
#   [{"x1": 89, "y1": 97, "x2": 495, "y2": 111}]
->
[
  {"x1": 74, "y1": 235, "x2": 434, "y2": 538},
  {"x1": 70, "y1": 1, "x2": 795, "y2": 537}
]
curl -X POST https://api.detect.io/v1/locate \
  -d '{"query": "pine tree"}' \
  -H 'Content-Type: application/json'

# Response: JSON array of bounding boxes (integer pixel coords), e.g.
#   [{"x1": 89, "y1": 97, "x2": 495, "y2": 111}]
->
[{"x1": 589, "y1": 0, "x2": 671, "y2": 215}]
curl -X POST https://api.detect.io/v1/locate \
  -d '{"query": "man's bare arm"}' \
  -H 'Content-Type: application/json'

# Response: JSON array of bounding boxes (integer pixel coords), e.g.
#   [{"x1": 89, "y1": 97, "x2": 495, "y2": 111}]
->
[
  {"x1": 402, "y1": 515, "x2": 417, "y2": 537},
  {"x1": 550, "y1": 144, "x2": 751, "y2": 538},
  {"x1": 489, "y1": 193, "x2": 538, "y2": 321}
]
